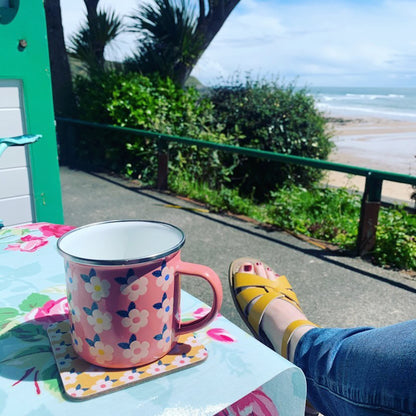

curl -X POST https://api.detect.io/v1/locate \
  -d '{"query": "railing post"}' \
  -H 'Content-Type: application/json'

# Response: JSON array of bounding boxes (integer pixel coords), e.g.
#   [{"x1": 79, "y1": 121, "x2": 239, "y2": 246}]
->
[
  {"x1": 157, "y1": 139, "x2": 168, "y2": 190},
  {"x1": 357, "y1": 174, "x2": 383, "y2": 256}
]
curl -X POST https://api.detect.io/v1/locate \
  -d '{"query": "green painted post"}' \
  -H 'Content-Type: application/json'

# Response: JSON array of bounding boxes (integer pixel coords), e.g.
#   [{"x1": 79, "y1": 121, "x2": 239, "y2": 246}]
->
[
  {"x1": 157, "y1": 139, "x2": 169, "y2": 190},
  {"x1": 0, "y1": 0, "x2": 64, "y2": 224}
]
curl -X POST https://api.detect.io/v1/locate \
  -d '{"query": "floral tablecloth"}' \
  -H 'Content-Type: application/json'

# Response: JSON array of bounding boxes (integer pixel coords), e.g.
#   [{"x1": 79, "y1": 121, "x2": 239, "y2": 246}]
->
[{"x1": 0, "y1": 223, "x2": 306, "y2": 416}]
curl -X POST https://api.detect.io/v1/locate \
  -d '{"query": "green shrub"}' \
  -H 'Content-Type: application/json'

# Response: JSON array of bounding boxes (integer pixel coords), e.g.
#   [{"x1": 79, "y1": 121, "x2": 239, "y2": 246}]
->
[
  {"x1": 74, "y1": 72, "x2": 236, "y2": 185},
  {"x1": 374, "y1": 207, "x2": 416, "y2": 270},
  {"x1": 210, "y1": 77, "x2": 333, "y2": 199}
]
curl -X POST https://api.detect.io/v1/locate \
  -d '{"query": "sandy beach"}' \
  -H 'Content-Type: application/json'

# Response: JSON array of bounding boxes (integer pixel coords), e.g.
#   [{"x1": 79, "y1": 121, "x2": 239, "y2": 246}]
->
[{"x1": 323, "y1": 114, "x2": 416, "y2": 203}]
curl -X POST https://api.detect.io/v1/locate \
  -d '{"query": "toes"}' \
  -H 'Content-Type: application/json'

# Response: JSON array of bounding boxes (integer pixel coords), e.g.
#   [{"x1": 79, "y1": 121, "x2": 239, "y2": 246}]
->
[
  {"x1": 265, "y1": 266, "x2": 279, "y2": 281},
  {"x1": 253, "y1": 261, "x2": 267, "y2": 278},
  {"x1": 238, "y1": 262, "x2": 255, "y2": 274}
]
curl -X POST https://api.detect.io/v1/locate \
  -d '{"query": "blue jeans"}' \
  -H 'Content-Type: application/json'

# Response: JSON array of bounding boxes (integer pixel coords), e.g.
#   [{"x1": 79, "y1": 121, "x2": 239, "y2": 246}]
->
[{"x1": 294, "y1": 320, "x2": 416, "y2": 416}]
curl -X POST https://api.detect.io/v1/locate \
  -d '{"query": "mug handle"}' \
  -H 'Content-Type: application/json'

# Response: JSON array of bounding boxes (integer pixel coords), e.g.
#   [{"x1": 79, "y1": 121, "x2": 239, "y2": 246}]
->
[{"x1": 175, "y1": 261, "x2": 223, "y2": 335}]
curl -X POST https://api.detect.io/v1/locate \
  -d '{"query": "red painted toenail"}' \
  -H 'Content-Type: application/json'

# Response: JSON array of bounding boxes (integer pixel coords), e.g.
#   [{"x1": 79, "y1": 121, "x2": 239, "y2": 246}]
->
[{"x1": 244, "y1": 265, "x2": 252, "y2": 272}]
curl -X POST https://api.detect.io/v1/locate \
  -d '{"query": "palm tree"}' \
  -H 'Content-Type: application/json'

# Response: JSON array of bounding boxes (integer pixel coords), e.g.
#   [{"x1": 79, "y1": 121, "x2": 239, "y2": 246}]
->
[
  {"x1": 127, "y1": 0, "x2": 240, "y2": 87},
  {"x1": 69, "y1": 8, "x2": 124, "y2": 75}
]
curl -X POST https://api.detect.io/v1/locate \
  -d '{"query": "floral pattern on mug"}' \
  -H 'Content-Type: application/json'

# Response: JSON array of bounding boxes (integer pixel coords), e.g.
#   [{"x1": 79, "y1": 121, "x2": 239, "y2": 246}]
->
[
  {"x1": 153, "y1": 292, "x2": 173, "y2": 323},
  {"x1": 84, "y1": 303, "x2": 112, "y2": 334},
  {"x1": 117, "y1": 302, "x2": 149, "y2": 333},
  {"x1": 86, "y1": 335, "x2": 114, "y2": 365},
  {"x1": 154, "y1": 323, "x2": 173, "y2": 351},
  {"x1": 153, "y1": 260, "x2": 174, "y2": 291},
  {"x1": 69, "y1": 304, "x2": 81, "y2": 323},
  {"x1": 118, "y1": 334, "x2": 150, "y2": 364},
  {"x1": 115, "y1": 269, "x2": 148, "y2": 301},
  {"x1": 81, "y1": 269, "x2": 110, "y2": 301}
]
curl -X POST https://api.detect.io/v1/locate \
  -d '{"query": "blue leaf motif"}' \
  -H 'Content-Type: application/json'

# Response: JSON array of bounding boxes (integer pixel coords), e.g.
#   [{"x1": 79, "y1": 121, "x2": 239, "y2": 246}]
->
[
  {"x1": 154, "y1": 334, "x2": 163, "y2": 341},
  {"x1": 93, "y1": 334, "x2": 100, "y2": 343},
  {"x1": 115, "y1": 276, "x2": 128, "y2": 285},
  {"x1": 91, "y1": 302, "x2": 98, "y2": 312},
  {"x1": 105, "y1": 375, "x2": 110, "y2": 381},
  {"x1": 162, "y1": 323, "x2": 167, "y2": 333},
  {"x1": 153, "y1": 302, "x2": 162, "y2": 310},
  {"x1": 118, "y1": 342, "x2": 130, "y2": 349},
  {"x1": 85, "y1": 338, "x2": 95, "y2": 347},
  {"x1": 80, "y1": 274, "x2": 90, "y2": 283},
  {"x1": 129, "y1": 334, "x2": 137, "y2": 344},
  {"x1": 127, "y1": 302, "x2": 135, "y2": 312},
  {"x1": 127, "y1": 269, "x2": 135, "y2": 278},
  {"x1": 161, "y1": 260, "x2": 166, "y2": 269},
  {"x1": 116, "y1": 310, "x2": 129, "y2": 318},
  {"x1": 152, "y1": 270, "x2": 162, "y2": 277},
  {"x1": 83, "y1": 306, "x2": 92, "y2": 316},
  {"x1": 89, "y1": 269, "x2": 96, "y2": 278},
  {"x1": 161, "y1": 292, "x2": 167, "y2": 302}
]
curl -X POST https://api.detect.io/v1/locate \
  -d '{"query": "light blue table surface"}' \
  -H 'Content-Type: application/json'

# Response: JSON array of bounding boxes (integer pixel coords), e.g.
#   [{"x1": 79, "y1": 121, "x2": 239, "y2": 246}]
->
[{"x1": 0, "y1": 223, "x2": 306, "y2": 416}]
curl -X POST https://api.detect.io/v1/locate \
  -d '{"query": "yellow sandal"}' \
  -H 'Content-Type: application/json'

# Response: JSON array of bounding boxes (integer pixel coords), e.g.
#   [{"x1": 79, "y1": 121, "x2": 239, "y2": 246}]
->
[{"x1": 229, "y1": 257, "x2": 316, "y2": 359}]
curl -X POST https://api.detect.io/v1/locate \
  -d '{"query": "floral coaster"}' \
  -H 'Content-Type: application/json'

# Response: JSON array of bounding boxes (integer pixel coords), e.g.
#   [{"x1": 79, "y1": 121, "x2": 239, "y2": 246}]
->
[{"x1": 47, "y1": 320, "x2": 208, "y2": 400}]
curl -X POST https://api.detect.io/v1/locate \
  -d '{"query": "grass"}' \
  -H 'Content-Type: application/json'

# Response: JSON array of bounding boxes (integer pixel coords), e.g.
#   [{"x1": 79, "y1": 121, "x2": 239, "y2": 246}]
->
[{"x1": 169, "y1": 172, "x2": 416, "y2": 271}]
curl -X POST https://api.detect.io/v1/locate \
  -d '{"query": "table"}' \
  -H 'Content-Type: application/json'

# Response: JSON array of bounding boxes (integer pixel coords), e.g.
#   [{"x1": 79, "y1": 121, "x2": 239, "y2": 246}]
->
[{"x1": 0, "y1": 223, "x2": 307, "y2": 416}]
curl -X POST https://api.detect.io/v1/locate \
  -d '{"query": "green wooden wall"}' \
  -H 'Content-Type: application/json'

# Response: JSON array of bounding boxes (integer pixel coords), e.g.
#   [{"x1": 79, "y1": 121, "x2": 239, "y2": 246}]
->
[{"x1": 0, "y1": 0, "x2": 64, "y2": 224}]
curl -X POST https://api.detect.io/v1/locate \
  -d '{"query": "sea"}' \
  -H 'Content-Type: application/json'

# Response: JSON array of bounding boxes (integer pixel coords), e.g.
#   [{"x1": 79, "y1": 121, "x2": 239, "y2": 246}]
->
[{"x1": 308, "y1": 86, "x2": 416, "y2": 122}]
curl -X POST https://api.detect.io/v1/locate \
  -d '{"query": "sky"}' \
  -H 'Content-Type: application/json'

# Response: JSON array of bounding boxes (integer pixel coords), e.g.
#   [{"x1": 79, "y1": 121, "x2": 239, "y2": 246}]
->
[{"x1": 61, "y1": 0, "x2": 416, "y2": 88}]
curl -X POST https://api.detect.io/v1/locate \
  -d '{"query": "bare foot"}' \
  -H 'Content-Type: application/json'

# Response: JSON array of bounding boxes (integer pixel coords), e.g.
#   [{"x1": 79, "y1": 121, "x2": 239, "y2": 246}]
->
[{"x1": 241, "y1": 261, "x2": 316, "y2": 362}]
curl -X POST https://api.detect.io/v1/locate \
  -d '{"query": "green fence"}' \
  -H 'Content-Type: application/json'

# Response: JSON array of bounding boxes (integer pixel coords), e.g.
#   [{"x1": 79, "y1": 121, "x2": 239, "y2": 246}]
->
[{"x1": 57, "y1": 117, "x2": 416, "y2": 256}]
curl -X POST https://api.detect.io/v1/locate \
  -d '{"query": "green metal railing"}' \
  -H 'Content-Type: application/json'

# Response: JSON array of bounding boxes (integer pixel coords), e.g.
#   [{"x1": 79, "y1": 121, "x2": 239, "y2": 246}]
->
[{"x1": 57, "y1": 117, "x2": 416, "y2": 256}]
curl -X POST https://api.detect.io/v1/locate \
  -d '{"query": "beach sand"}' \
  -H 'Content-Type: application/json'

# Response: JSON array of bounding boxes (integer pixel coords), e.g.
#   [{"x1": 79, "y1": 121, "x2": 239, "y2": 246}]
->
[{"x1": 323, "y1": 115, "x2": 416, "y2": 204}]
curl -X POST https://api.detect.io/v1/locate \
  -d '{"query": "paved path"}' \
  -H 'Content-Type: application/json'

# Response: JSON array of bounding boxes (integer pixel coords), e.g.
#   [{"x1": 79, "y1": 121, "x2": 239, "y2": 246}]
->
[{"x1": 60, "y1": 167, "x2": 416, "y2": 333}]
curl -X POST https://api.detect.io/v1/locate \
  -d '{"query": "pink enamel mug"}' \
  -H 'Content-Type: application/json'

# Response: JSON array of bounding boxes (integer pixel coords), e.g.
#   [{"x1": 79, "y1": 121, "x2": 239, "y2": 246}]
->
[{"x1": 57, "y1": 220, "x2": 222, "y2": 368}]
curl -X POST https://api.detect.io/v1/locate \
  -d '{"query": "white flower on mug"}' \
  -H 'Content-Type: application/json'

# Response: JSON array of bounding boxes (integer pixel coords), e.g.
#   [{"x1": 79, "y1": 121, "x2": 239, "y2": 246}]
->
[
  {"x1": 154, "y1": 324, "x2": 173, "y2": 351},
  {"x1": 146, "y1": 361, "x2": 168, "y2": 376},
  {"x1": 72, "y1": 332, "x2": 83, "y2": 353},
  {"x1": 66, "y1": 271, "x2": 77, "y2": 291},
  {"x1": 153, "y1": 293, "x2": 173, "y2": 323},
  {"x1": 87, "y1": 309, "x2": 112, "y2": 334},
  {"x1": 115, "y1": 269, "x2": 148, "y2": 301},
  {"x1": 121, "y1": 307, "x2": 149, "y2": 333},
  {"x1": 157, "y1": 265, "x2": 174, "y2": 291},
  {"x1": 70, "y1": 305, "x2": 81, "y2": 323},
  {"x1": 119, "y1": 335, "x2": 150, "y2": 364},
  {"x1": 153, "y1": 260, "x2": 174, "y2": 291},
  {"x1": 157, "y1": 296, "x2": 173, "y2": 323},
  {"x1": 171, "y1": 355, "x2": 191, "y2": 367},
  {"x1": 82, "y1": 269, "x2": 110, "y2": 301},
  {"x1": 87, "y1": 335, "x2": 114, "y2": 365}
]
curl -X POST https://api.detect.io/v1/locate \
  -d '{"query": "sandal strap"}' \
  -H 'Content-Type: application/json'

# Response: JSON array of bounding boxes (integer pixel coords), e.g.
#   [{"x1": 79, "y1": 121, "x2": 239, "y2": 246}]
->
[
  {"x1": 281, "y1": 319, "x2": 316, "y2": 359},
  {"x1": 234, "y1": 272, "x2": 301, "y2": 309}
]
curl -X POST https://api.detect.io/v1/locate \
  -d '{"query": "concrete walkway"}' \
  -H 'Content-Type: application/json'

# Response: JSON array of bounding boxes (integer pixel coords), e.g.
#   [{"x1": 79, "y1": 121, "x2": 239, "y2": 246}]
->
[{"x1": 60, "y1": 167, "x2": 416, "y2": 333}]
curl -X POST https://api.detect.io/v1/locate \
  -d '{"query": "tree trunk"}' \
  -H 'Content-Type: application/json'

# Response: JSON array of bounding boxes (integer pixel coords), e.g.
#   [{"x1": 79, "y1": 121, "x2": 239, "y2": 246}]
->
[
  {"x1": 178, "y1": 0, "x2": 240, "y2": 87},
  {"x1": 44, "y1": 0, "x2": 77, "y2": 165}
]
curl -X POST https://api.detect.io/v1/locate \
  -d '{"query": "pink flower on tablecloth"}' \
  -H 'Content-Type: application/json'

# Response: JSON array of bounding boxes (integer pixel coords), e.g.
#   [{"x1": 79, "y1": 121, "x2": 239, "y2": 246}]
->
[
  {"x1": 207, "y1": 328, "x2": 236, "y2": 343},
  {"x1": 39, "y1": 224, "x2": 74, "y2": 238},
  {"x1": 215, "y1": 387, "x2": 280, "y2": 416},
  {"x1": 25, "y1": 297, "x2": 69, "y2": 326},
  {"x1": 193, "y1": 307, "x2": 221, "y2": 320},
  {"x1": 6, "y1": 235, "x2": 48, "y2": 252}
]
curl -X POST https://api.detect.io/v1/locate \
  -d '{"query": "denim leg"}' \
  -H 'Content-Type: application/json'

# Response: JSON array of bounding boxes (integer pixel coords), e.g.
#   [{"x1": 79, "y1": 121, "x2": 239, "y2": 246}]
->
[{"x1": 294, "y1": 320, "x2": 416, "y2": 416}]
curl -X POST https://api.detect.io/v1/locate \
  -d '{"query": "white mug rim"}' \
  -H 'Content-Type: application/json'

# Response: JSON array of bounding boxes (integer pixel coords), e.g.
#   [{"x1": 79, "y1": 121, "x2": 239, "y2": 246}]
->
[{"x1": 57, "y1": 219, "x2": 185, "y2": 266}]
